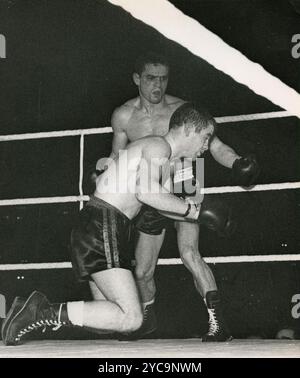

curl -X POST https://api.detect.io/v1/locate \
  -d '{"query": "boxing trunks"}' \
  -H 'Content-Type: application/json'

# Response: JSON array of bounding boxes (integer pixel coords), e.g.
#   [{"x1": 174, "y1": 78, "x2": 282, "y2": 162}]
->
[
  {"x1": 70, "y1": 196, "x2": 132, "y2": 281},
  {"x1": 134, "y1": 205, "x2": 172, "y2": 235}
]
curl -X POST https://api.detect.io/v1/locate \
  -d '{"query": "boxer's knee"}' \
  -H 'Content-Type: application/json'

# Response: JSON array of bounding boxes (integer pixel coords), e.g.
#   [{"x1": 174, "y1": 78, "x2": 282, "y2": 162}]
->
[
  {"x1": 135, "y1": 263, "x2": 156, "y2": 283},
  {"x1": 119, "y1": 307, "x2": 143, "y2": 333},
  {"x1": 180, "y1": 244, "x2": 199, "y2": 265}
]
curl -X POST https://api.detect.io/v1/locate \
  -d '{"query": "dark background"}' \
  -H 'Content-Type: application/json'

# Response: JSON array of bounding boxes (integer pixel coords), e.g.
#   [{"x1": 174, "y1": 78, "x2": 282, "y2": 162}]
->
[{"x1": 0, "y1": 0, "x2": 300, "y2": 339}]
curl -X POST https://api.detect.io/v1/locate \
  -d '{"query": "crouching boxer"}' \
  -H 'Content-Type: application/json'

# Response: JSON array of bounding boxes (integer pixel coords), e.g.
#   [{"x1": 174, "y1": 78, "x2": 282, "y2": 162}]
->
[{"x1": 2, "y1": 103, "x2": 236, "y2": 346}]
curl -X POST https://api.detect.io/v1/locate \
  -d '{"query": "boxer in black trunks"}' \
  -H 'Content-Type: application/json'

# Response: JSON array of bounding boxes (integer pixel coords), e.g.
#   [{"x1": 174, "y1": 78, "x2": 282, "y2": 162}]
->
[
  {"x1": 2, "y1": 103, "x2": 236, "y2": 346},
  {"x1": 95, "y1": 53, "x2": 259, "y2": 341}
]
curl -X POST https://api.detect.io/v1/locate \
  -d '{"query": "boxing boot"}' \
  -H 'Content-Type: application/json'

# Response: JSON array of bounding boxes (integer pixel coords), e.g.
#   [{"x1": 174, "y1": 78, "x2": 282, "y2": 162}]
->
[
  {"x1": 202, "y1": 290, "x2": 233, "y2": 342},
  {"x1": 2, "y1": 291, "x2": 71, "y2": 346}
]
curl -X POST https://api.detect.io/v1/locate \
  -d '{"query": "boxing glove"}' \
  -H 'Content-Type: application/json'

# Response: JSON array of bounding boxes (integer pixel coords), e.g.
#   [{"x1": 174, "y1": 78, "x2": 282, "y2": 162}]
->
[
  {"x1": 232, "y1": 154, "x2": 260, "y2": 187},
  {"x1": 196, "y1": 195, "x2": 236, "y2": 237}
]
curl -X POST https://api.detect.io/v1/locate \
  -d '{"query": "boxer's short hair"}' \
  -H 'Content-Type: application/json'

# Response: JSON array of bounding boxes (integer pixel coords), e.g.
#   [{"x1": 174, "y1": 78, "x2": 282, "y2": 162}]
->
[
  {"x1": 134, "y1": 52, "x2": 170, "y2": 75},
  {"x1": 169, "y1": 102, "x2": 217, "y2": 134}
]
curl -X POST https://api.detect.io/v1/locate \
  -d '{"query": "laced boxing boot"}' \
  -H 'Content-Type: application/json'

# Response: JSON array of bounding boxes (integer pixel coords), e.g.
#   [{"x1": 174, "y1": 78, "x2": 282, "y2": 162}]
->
[
  {"x1": 202, "y1": 290, "x2": 233, "y2": 342},
  {"x1": 2, "y1": 291, "x2": 71, "y2": 346},
  {"x1": 118, "y1": 302, "x2": 157, "y2": 341}
]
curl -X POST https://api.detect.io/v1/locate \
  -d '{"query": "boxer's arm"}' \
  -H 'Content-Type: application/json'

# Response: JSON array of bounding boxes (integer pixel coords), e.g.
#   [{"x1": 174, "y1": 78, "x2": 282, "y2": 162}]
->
[
  {"x1": 210, "y1": 135, "x2": 260, "y2": 186},
  {"x1": 96, "y1": 107, "x2": 129, "y2": 171},
  {"x1": 209, "y1": 135, "x2": 241, "y2": 168},
  {"x1": 136, "y1": 142, "x2": 197, "y2": 220},
  {"x1": 157, "y1": 209, "x2": 193, "y2": 222}
]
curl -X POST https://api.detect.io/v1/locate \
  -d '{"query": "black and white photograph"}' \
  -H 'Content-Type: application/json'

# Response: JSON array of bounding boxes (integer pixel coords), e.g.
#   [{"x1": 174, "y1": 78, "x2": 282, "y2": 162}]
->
[{"x1": 0, "y1": 0, "x2": 300, "y2": 362}]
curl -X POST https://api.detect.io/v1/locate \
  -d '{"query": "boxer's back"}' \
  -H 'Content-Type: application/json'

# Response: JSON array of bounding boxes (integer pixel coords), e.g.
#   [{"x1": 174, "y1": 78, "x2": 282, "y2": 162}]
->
[{"x1": 95, "y1": 136, "x2": 170, "y2": 219}]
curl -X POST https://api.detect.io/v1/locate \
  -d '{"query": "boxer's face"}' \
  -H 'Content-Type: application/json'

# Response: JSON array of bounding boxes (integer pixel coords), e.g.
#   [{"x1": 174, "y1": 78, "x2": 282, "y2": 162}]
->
[
  {"x1": 188, "y1": 123, "x2": 214, "y2": 159},
  {"x1": 133, "y1": 63, "x2": 169, "y2": 104}
]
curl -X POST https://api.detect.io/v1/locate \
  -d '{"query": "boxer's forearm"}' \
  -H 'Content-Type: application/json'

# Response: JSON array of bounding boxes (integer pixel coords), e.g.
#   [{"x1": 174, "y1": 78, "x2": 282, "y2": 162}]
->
[
  {"x1": 209, "y1": 137, "x2": 240, "y2": 168},
  {"x1": 136, "y1": 191, "x2": 189, "y2": 218},
  {"x1": 157, "y1": 210, "x2": 189, "y2": 221}
]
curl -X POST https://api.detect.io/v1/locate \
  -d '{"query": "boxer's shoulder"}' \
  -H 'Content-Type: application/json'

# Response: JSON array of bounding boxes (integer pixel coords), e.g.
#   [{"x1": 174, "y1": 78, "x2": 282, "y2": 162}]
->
[
  {"x1": 142, "y1": 136, "x2": 171, "y2": 160},
  {"x1": 111, "y1": 99, "x2": 137, "y2": 130},
  {"x1": 164, "y1": 95, "x2": 185, "y2": 110}
]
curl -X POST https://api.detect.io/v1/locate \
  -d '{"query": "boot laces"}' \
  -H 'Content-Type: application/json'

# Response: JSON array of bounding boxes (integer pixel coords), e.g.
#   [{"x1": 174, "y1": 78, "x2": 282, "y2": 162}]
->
[
  {"x1": 207, "y1": 308, "x2": 220, "y2": 335},
  {"x1": 144, "y1": 306, "x2": 150, "y2": 321},
  {"x1": 15, "y1": 304, "x2": 65, "y2": 342}
]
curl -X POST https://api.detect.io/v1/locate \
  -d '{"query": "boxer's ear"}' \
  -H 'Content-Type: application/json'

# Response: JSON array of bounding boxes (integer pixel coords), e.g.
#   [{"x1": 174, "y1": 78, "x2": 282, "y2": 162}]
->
[
  {"x1": 183, "y1": 122, "x2": 193, "y2": 137},
  {"x1": 133, "y1": 73, "x2": 140, "y2": 86}
]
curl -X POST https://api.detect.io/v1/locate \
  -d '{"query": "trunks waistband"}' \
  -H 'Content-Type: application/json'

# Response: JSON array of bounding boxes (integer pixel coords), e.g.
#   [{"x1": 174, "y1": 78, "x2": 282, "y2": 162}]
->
[{"x1": 87, "y1": 196, "x2": 130, "y2": 222}]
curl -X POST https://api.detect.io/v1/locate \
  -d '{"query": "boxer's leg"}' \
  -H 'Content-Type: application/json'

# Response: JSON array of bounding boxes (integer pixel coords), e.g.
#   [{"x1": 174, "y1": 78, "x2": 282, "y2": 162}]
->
[
  {"x1": 134, "y1": 230, "x2": 165, "y2": 304},
  {"x1": 176, "y1": 221, "x2": 217, "y2": 297},
  {"x1": 176, "y1": 221, "x2": 232, "y2": 342},
  {"x1": 83, "y1": 281, "x2": 110, "y2": 335},
  {"x1": 83, "y1": 268, "x2": 143, "y2": 332},
  {"x1": 2, "y1": 268, "x2": 143, "y2": 345},
  {"x1": 89, "y1": 280, "x2": 106, "y2": 300},
  {"x1": 63, "y1": 268, "x2": 143, "y2": 333},
  {"x1": 118, "y1": 231, "x2": 165, "y2": 340}
]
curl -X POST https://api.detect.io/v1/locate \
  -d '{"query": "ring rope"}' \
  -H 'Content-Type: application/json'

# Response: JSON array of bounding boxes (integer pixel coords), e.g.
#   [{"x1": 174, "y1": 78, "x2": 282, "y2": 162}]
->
[
  {"x1": 216, "y1": 111, "x2": 293, "y2": 124},
  {"x1": 0, "y1": 110, "x2": 295, "y2": 143},
  {"x1": 79, "y1": 134, "x2": 85, "y2": 211},
  {"x1": 1, "y1": 254, "x2": 300, "y2": 271},
  {"x1": 79, "y1": 134, "x2": 84, "y2": 198},
  {"x1": 0, "y1": 182, "x2": 299, "y2": 207}
]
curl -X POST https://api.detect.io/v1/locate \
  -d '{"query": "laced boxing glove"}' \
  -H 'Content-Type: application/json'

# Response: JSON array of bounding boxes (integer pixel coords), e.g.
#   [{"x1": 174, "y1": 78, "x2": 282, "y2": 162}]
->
[
  {"x1": 232, "y1": 154, "x2": 260, "y2": 187},
  {"x1": 187, "y1": 195, "x2": 236, "y2": 237}
]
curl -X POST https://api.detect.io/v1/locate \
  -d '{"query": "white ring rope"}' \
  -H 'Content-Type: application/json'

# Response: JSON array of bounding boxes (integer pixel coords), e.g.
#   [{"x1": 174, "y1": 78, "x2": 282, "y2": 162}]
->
[
  {"x1": 79, "y1": 134, "x2": 85, "y2": 211},
  {"x1": 216, "y1": 111, "x2": 294, "y2": 124},
  {"x1": 1, "y1": 254, "x2": 300, "y2": 271},
  {"x1": 79, "y1": 134, "x2": 84, "y2": 198},
  {"x1": 0, "y1": 110, "x2": 296, "y2": 142},
  {"x1": 0, "y1": 196, "x2": 89, "y2": 207},
  {"x1": 0, "y1": 182, "x2": 299, "y2": 207},
  {"x1": 0, "y1": 127, "x2": 113, "y2": 142}
]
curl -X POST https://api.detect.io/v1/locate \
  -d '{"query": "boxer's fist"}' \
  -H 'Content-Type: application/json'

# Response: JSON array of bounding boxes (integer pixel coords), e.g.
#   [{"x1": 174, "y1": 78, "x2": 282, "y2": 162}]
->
[
  {"x1": 232, "y1": 154, "x2": 260, "y2": 187},
  {"x1": 196, "y1": 195, "x2": 236, "y2": 237}
]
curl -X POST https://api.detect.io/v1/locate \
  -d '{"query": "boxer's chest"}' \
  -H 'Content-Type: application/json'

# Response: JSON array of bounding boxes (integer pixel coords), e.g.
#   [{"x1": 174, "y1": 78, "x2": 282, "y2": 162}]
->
[{"x1": 126, "y1": 112, "x2": 171, "y2": 141}]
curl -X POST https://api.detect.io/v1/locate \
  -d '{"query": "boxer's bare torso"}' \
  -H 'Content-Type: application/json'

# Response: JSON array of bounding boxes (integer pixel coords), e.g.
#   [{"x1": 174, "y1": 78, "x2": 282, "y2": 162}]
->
[
  {"x1": 112, "y1": 94, "x2": 184, "y2": 144},
  {"x1": 95, "y1": 136, "x2": 172, "y2": 219}
]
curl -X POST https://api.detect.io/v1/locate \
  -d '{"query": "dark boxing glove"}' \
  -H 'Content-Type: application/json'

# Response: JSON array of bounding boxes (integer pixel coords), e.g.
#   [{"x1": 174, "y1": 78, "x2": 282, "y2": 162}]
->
[
  {"x1": 196, "y1": 195, "x2": 236, "y2": 237},
  {"x1": 232, "y1": 154, "x2": 260, "y2": 187}
]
